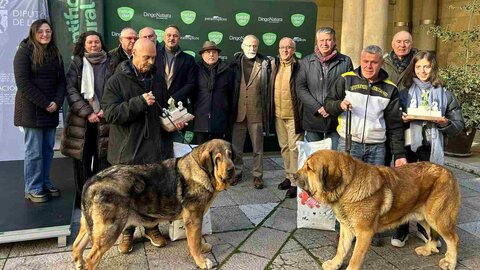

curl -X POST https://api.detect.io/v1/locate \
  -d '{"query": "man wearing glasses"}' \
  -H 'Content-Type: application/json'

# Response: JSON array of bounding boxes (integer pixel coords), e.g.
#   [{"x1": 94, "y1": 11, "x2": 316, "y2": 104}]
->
[
  {"x1": 230, "y1": 34, "x2": 272, "y2": 189},
  {"x1": 110, "y1": 27, "x2": 137, "y2": 68},
  {"x1": 270, "y1": 37, "x2": 303, "y2": 198}
]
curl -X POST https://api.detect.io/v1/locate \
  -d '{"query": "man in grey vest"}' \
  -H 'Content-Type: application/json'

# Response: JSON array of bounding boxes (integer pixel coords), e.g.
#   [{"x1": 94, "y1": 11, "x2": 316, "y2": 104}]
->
[{"x1": 230, "y1": 35, "x2": 272, "y2": 189}]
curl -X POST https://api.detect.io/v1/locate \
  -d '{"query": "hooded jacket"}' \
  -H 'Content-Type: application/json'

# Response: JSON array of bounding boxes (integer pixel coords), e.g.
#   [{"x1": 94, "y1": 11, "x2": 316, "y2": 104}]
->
[
  {"x1": 60, "y1": 55, "x2": 115, "y2": 160},
  {"x1": 13, "y1": 38, "x2": 66, "y2": 128},
  {"x1": 101, "y1": 60, "x2": 173, "y2": 165}
]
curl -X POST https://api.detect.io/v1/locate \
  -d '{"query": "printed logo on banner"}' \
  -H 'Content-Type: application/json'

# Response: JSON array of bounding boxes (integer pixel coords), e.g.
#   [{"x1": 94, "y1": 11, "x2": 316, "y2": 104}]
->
[
  {"x1": 154, "y1": 29, "x2": 164, "y2": 42},
  {"x1": 184, "y1": 50, "x2": 196, "y2": 58},
  {"x1": 291, "y1": 14, "x2": 305, "y2": 27},
  {"x1": 258, "y1": 16, "x2": 283, "y2": 24},
  {"x1": 229, "y1": 35, "x2": 244, "y2": 42},
  {"x1": 208, "y1": 31, "x2": 223, "y2": 44},
  {"x1": 262, "y1": 33, "x2": 277, "y2": 46},
  {"x1": 144, "y1": 12, "x2": 172, "y2": 20},
  {"x1": 205, "y1": 15, "x2": 227, "y2": 22},
  {"x1": 117, "y1": 7, "x2": 135, "y2": 22},
  {"x1": 219, "y1": 55, "x2": 228, "y2": 61},
  {"x1": 181, "y1": 34, "x2": 199, "y2": 41},
  {"x1": 180, "y1": 10, "x2": 196, "y2": 24},
  {"x1": 235, "y1": 12, "x2": 250, "y2": 26},
  {"x1": 293, "y1": 37, "x2": 306, "y2": 43},
  {"x1": 295, "y1": 52, "x2": 302, "y2": 58}
]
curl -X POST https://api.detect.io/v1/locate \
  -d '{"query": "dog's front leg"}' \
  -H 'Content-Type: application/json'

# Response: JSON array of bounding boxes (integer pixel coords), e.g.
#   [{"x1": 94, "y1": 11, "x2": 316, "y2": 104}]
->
[
  {"x1": 323, "y1": 224, "x2": 354, "y2": 270},
  {"x1": 183, "y1": 209, "x2": 213, "y2": 269},
  {"x1": 346, "y1": 230, "x2": 374, "y2": 270}
]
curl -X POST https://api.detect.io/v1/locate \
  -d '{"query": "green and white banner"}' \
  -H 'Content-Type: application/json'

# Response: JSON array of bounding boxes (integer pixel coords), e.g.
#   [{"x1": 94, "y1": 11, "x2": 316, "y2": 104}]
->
[
  {"x1": 104, "y1": 0, "x2": 317, "y2": 61},
  {"x1": 48, "y1": 0, "x2": 104, "y2": 67}
]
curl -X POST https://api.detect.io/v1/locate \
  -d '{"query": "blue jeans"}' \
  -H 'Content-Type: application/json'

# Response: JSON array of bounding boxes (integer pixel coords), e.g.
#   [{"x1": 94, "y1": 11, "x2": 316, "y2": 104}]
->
[
  {"x1": 337, "y1": 138, "x2": 385, "y2": 165},
  {"x1": 304, "y1": 131, "x2": 340, "y2": 151},
  {"x1": 24, "y1": 127, "x2": 56, "y2": 194}
]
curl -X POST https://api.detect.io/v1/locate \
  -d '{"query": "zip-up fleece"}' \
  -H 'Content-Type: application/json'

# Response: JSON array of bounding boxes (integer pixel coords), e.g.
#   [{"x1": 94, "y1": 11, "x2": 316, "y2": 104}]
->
[{"x1": 325, "y1": 68, "x2": 405, "y2": 158}]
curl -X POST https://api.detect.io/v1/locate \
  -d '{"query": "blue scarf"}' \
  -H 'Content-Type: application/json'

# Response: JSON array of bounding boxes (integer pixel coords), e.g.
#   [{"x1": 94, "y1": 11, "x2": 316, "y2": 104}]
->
[{"x1": 408, "y1": 78, "x2": 447, "y2": 164}]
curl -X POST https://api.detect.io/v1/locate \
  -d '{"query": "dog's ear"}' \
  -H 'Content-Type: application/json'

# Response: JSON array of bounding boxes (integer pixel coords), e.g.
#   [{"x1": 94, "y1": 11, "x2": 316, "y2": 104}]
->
[
  {"x1": 321, "y1": 164, "x2": 341, "y2": 192},
  {"x1": 200, "y1": 148, "x2": 214, "y2": 174}
]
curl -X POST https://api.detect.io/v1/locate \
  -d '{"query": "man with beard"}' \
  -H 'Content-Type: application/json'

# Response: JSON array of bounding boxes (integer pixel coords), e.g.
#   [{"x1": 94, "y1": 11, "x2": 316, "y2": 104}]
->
[{"x1": 230, "y1": 35, "x2": 272, "y2": 189}]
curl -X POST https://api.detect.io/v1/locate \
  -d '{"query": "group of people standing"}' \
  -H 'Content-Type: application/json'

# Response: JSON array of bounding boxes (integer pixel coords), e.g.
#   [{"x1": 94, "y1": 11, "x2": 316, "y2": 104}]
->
[{"x1": 13, "y1": 18, "x2": 464, "y2": 253}]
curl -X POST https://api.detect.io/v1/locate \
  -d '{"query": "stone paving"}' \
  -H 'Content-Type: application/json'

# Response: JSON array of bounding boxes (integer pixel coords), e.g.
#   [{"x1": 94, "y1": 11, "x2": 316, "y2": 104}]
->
[{"x1": 1, "y1": 153, "x2": 480, "y2": 270}]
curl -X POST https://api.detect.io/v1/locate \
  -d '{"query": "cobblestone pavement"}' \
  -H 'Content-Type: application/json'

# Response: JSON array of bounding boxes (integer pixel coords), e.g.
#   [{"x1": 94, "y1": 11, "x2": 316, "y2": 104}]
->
[{"x1": 1, "y1": 153, "x2": 480, "y2": 270}]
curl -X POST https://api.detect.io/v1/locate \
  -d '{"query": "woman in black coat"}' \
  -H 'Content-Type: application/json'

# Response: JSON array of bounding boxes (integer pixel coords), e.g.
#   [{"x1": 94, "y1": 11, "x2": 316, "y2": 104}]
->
[
  {"x1": 13, "y1": 19, "x2": 66, "y2": 203},
  {"x1": 60, "y1": 31, "x2": 115, "y2": 198},
  {"x1": 193, "y1": 41, "x2": 234, "y2": 144}
]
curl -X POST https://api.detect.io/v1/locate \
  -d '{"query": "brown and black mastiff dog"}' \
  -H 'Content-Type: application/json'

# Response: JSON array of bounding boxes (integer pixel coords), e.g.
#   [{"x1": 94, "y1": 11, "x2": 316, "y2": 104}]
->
[
  {"x1": 72, "y1": 139, "x2": 234, "y2": 270},
  {"x1": 295, "y1": 150, "x2": 460, "y2": 270}
]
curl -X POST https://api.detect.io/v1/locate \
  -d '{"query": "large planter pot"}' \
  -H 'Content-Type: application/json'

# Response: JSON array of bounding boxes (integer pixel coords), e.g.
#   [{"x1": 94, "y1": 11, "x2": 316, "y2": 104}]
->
[{"x1": 444, "y1": 128, "x2": 477, "y2": 157}]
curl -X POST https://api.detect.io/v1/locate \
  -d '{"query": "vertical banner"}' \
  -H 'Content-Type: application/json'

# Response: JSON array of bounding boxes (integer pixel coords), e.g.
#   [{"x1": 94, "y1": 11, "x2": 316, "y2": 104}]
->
[
  {"x1": 48, "y1": 0, "x2": 104, "y2": 68},
  {"x1": 0, "y1": 0, "x2": 49, "y2": 161}
]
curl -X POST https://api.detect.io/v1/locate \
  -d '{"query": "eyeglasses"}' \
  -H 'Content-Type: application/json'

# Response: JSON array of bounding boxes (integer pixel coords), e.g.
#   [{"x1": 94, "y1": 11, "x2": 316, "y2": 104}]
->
[
  {"x1": 279, "y1": 46, "x2": 294, "y2": 50},
  {"x1": 243, "y1": 44, "x2": 258, "y2": 48}
]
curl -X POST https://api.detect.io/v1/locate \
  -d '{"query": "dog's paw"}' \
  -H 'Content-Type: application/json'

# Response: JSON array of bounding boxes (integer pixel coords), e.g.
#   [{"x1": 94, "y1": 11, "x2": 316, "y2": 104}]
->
[
  {"x1": 201, "y1": 242, "x2": 212, "y2": 253},
  {"x1": 415, "y1": 243, "x2": 439, "y2": 257},
  {"x1": 439, "y1": 257, "x2": 457, "y2": 270},
  {"x1": 322, "y1": 259, "x2": 341, "y2": 270},
  {"x1": 197, "y1": 258, "x2": 213, "y2": 269}
]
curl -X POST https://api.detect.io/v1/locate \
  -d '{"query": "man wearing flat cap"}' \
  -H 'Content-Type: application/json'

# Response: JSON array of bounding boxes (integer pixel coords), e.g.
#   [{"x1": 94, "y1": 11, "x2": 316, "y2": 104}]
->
[{"x1": 192, "y1": 41, "x2": 234, "y2": 144}]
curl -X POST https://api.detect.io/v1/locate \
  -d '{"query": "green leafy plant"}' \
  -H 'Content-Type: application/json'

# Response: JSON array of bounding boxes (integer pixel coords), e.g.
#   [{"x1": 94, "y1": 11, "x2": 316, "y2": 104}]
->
[{"x1": 428, "y1": 0, "x2": 480, "y2": 130}]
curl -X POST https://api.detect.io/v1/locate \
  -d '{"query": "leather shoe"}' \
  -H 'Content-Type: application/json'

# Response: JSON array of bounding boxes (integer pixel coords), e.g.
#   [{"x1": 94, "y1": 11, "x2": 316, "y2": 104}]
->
[
  {"x1": 277, "y1": 178, "x2": 291, "y2": 190},
  {"x1": 253, "y1": 177, "x2": 264, "y2": 189},
  {"x1": 285, "y1": 186, "x2": 297, "y2": 198}
]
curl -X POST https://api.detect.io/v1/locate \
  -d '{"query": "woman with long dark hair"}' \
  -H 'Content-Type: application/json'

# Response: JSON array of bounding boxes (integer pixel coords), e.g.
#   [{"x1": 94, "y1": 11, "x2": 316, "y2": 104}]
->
[
  {"x1": 60, "y1": 31, "x2": 115, "y2": 201},
  {"x1": 391, "y1": 50, "x2": 464, "y2": 248},
  {"x1": 13, "y1": 19, "x2": 66, "y2": 203}
]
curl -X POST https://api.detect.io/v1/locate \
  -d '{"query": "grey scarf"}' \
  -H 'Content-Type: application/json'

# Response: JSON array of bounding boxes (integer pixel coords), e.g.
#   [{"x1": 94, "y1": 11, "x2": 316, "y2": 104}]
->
[{"x1": 408, "y1": 78, "x2": 447, "y2": 164}]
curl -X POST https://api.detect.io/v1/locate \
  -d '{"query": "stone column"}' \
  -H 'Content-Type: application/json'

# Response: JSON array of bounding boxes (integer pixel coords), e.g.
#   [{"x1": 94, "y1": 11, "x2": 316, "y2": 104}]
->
[
  {"x1": 363, "y1": 0, "x2": 389, "y2": 53},
  {"x1": 340, "y1": 0, "x2": 364, "y2": 67},
  {"x1": 416, "y1": 0, "x2": 438, "y2": 51},
  {"x1": 393, "y1": 0, "x2": 411, "y2": 34}
]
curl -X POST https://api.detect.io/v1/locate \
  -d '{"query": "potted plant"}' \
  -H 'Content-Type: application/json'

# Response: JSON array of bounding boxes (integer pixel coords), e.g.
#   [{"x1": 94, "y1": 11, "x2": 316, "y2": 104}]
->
[{"x1": 428, "y1": 0, "x2": 480, "y2": 156}]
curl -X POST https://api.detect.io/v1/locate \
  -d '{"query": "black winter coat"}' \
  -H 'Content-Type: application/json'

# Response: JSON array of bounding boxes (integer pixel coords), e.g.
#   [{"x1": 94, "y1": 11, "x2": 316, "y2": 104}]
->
[
  {"x1": 101, "y1": 61, "x2": 173, "y2": 165},
  {"x1": 60, "y1": 55, "x2": 115, "y2": 160},
  {"x1": 295, "y1": 53, "x2": 353, "y2": 133},
  {"x1": 13, "y1": 39, "x2": 66, "y2": 128},
  {"x1": 154, "y1": 43, "x2": 196, "y2": 106},
  {"x1": 192, "y1": 60, "x2": 234, "y2": 133},
  {"x1": 109, "y1": 45, "x2": 130, "y2": 70}
]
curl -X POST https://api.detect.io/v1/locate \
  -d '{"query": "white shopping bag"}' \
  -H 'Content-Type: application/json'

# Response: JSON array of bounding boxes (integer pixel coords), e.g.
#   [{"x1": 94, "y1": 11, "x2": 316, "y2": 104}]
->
[
  {"x1": 296, "y1": 139, "x2": 336, "y2": 231},
  {"x1": 169, "y1": 210, "x2": 213, "y2": 241}
]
